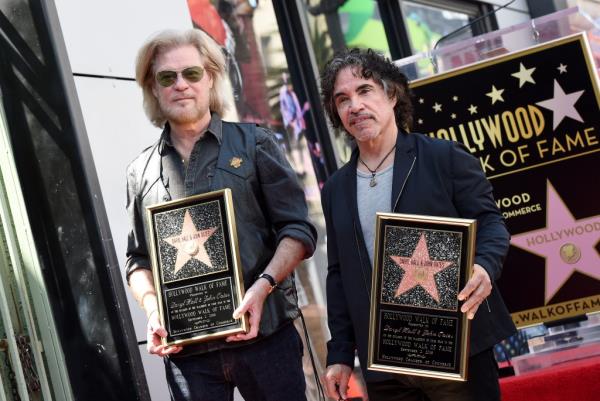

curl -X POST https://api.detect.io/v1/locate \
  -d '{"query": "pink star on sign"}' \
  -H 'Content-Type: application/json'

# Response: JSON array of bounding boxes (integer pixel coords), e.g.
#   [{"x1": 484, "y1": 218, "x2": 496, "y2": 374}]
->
[
  {"x1": 390, "y1": 233, "x2": 454, "y2": 303},
  {"x1": 163, "y1": 210, "x2": 217, "y2": 274},
  {"x1": 511, "y1": 181, "x2": 600, "y2": 303}
]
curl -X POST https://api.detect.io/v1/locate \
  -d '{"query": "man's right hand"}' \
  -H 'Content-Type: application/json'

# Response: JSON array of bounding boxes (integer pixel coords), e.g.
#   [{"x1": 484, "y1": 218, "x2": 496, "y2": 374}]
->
[
  {"x1": 146, "y1": 311, "x2": 182, "y2": 356},
  {"x1": 323, "y1": 363, "x2": 352, "y2": 400}
]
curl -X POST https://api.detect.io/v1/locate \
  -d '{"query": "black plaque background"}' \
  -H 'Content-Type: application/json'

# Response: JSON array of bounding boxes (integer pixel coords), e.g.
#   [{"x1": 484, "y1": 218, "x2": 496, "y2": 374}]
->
[
  {"x1": 165, "y1": 277, "x2": 236, "y2": 337},
  {"x1": 370, "y1": 216, "x2": 472, "y2": 378},
  {"x1": 377, "y1": 310, "x2": 458, "y2": 371},
  {"x1": 148, "y1": 191, "x2": 245, "y2": 344}
]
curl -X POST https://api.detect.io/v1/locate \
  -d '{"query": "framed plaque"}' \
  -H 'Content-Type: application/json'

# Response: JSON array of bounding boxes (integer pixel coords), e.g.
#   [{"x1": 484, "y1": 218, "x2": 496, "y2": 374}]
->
[
  {"x1": 368, "y1": 213, "x2": 476, "y2": 381},
  {"x1": 146, "y1": 188, "x2": 248, "y2": 346}
]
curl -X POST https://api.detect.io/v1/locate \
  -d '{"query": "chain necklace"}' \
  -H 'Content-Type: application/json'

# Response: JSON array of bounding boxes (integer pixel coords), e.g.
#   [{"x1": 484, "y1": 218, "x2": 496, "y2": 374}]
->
[{"x1": 358, "y1": 144, "x2": 396, "y2": 187}]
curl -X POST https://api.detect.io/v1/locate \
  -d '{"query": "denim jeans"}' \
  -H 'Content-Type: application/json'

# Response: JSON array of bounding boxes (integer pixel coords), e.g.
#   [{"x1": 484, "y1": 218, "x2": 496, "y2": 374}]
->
[{"x1": 164, "y1": 323, "x2": 307, "y2": 401}]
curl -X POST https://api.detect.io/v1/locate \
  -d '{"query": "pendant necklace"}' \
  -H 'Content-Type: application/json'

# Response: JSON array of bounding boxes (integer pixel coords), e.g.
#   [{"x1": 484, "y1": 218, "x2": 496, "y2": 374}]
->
[{"x1": 358, "y1": 144, "x2": 396, "y2": 187}]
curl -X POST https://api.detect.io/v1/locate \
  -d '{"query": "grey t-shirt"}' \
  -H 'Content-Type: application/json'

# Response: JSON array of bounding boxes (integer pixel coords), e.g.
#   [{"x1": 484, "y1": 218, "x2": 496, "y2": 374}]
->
[{"x1": 357, "y1": 164, "x2": 393, "y2": 266}]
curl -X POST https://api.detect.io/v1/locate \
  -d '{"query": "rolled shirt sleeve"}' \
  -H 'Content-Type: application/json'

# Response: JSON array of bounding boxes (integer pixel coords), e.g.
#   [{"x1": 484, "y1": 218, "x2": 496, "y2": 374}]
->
[
  {"x1": 125, "y1": 162, "x2": 151, "y2": 282},
  {"x1": 255, "y1": 128, "x2": 317, "y2": 257}
]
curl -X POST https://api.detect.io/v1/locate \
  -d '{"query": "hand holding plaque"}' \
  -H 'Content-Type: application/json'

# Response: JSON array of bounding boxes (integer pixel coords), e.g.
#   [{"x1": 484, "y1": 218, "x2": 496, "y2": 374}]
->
[
  {"x1": 146, "y1": 189, "x2": 248, "y2": 346},
  {"x1": 368, "y1": 213, "x2": 476, "y2": 381}
]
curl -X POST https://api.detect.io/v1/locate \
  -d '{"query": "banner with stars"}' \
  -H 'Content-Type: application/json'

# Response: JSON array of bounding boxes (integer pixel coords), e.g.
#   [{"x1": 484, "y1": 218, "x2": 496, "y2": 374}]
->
[{"x1": 410, "y1": 33, "x2": 600, "y2": 327}]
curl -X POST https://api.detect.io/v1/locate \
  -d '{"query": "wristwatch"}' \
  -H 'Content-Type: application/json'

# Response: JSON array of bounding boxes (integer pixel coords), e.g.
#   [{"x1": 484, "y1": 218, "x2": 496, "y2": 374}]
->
[{"x1": 258, "y1": 273, "x2": 278, "y2": 294}]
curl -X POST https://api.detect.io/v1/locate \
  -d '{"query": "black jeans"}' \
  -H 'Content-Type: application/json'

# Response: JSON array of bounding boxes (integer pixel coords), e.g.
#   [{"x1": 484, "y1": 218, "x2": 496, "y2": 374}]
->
[
  {"x1": 164, "y1": 324, "x2": 307, "y2": 401},
  {"x1": 366, "y1": 349, "x2": 500, "y2": 401}
]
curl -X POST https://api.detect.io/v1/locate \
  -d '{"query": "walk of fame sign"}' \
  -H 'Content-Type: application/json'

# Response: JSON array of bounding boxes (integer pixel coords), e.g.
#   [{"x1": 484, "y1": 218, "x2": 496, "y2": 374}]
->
[
  {"x1": 410, "y1": 33, "x2": 600, "y2": 327},
  {"x1": 146, "y1": 189, "x2": 247, "y2": 346},
  {"x1": 368, "y1": 213, "x2": 476, "y2": 381}
]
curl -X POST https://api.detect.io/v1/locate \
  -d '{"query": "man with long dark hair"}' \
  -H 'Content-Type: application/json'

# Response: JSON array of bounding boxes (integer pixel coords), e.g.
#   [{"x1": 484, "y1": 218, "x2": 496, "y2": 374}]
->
[{"x1": 320, "y1": 48, "x2": 515, "y2": 401}]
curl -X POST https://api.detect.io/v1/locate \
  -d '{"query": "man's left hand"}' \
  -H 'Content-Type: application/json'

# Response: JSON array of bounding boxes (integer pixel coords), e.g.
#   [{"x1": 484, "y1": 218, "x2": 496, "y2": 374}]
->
[
  {"x1": 226, "y1": 279, "x2": 271, "y2": 342},
  {"x1": 458, "y1": 264, "x2": 491, "y2": 320}
]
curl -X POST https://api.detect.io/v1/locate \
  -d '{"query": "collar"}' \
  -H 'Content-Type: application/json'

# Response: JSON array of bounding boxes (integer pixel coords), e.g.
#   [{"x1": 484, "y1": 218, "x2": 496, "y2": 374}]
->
[
  {"x1": 345, "y1": 129, "x2": 416, "y2": 206},
  {"x1": 158, "y1": 113, "x2": 223, "y2": 154}
]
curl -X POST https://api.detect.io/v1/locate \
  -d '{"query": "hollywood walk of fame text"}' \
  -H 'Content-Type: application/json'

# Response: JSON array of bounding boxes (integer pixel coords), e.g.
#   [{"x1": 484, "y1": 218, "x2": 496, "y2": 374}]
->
[
  {"x1": 378, "y1": 310, "x2": 458, "y2": 370},
  {"x1": 165, "y1": 277, "x2": 235, "y2": 337}
]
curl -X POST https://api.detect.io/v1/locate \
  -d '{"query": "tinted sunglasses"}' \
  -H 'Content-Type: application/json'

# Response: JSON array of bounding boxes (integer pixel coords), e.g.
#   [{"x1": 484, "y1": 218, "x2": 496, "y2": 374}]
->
[{"x1": 155, "y1": 66, "x2": 205, "y2": 87}]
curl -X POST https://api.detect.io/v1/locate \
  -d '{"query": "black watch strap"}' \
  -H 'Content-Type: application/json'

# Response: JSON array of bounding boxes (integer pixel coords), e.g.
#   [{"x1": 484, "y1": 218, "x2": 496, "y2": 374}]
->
[{"x1": 258, "y1": 273, "x2": 277, "y2": 293}]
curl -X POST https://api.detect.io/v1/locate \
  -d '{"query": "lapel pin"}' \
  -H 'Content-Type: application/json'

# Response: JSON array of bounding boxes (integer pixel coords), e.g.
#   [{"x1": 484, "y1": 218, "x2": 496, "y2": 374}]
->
[{"x1": 230, "y1": 157, "x2": 243, "y2": 169}]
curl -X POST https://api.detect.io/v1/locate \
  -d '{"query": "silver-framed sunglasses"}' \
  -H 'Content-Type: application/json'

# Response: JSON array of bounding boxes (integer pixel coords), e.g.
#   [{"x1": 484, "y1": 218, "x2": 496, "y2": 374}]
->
[{"x1": 155, "y1": 66, "x2": 205, "y2": 87}]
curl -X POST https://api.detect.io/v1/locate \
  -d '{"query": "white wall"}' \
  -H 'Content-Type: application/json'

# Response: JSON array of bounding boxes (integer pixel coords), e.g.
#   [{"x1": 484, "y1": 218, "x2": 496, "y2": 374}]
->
[{"x1": 54, "y1": 0, "x2": 192, "y2": 77}]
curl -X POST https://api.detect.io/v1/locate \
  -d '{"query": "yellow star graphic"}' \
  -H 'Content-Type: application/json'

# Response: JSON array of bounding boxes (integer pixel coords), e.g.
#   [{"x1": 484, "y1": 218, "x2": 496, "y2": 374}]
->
[
  {"x1": 163, "y1": 210, "x2": 217, "y2": 274},
  {"x1": 468, "y1": 104, "x2": 478, "y2": 115},
  {"x1": 432, "y1": 102, "x2": 442, "y2": 112},
  {"x1": 486, "y1": 85, "x2": 505, "y2": 104},
  {"x1": 511, "y1": 63, "x2": 536, "y2": 87}
]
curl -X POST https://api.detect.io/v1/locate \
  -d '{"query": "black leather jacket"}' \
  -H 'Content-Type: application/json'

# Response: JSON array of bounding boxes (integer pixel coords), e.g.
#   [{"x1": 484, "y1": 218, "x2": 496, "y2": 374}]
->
[{"x1": 125, "y1": 115, "x2": 317, "y2": 354}]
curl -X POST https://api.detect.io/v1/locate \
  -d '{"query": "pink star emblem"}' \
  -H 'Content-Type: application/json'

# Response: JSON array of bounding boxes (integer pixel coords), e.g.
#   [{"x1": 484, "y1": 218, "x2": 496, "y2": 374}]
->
[
  {"x1": 163, "y1": 210, "x2": 217, "y2": 274},
  {"x1": 511, "y1": 181, "x2": 600, "y2": 303},
  {"x1": 390, "y1": 233, "x2": 454, "y2": 303}
]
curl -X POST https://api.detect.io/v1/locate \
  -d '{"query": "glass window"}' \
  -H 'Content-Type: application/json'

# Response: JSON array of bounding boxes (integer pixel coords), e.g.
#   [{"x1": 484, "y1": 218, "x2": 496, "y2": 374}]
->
[
  {"x1": 187, "y1": 0, "x2": 328, "y2": 187},
  {"x1": 302, "y1": 0, "x2": 392, "y2": 165},
  {"x1": 339, "y1": 0, "x2": 391, "y2": 56},
  {"x1": 401, "y1": 1, "x2": 475, "y2": 54},
  {"x1": 301, "y1": 0, "x2": 390, "y2": 164},
  {"x1": 400, "y1": 0, "x2": 479, "y2": 76}
]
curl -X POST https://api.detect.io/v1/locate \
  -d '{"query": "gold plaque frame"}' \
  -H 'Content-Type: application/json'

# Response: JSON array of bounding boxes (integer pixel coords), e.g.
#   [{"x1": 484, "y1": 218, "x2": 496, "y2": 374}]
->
[
  {"x1": 368, "y1": 213, "x2": 476, "y2": 381},
  {"x1": 146, "y1": 188, "x2": 248, "y2": 346}
]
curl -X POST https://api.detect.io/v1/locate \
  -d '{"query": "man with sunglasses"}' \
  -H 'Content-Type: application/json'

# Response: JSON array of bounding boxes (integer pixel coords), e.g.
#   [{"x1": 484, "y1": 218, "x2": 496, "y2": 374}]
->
[{"x1": 125, "y1": 29, "x2": 316, "y2": 401}]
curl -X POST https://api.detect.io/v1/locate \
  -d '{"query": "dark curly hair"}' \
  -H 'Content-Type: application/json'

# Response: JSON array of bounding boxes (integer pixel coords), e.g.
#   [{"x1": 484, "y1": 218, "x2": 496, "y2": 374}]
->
[{"x1": 320, "y1": 48, "x2": 413, "y2": 133}]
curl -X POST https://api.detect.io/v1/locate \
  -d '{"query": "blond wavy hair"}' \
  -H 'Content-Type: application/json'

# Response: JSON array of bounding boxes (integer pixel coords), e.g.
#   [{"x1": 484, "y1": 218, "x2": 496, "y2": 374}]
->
[{"x1": 135, "y1": 29, "x2": 228, "y2": 127}]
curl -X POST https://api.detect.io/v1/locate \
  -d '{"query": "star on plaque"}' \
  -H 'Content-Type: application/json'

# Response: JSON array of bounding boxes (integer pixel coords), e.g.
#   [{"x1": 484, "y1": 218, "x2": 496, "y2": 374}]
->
[
  {"x1": 163, "y1": 210, "x2": 217, "y2": 274},
  {"x1": 511, "y1": 63, "x2": 536, "y2": 87},
  {"x1": 390, "y1": 233, "x2": 454, "y2": 303},
  {"x1": 468, "y1": 104, "x2": 478, "y2": 115},
  {"x1": 433, "y1": 102, "x2": 442, "y2": 112},
  {"x1": 510, "y1": 181, "x2": 600, "y2": 303}
]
